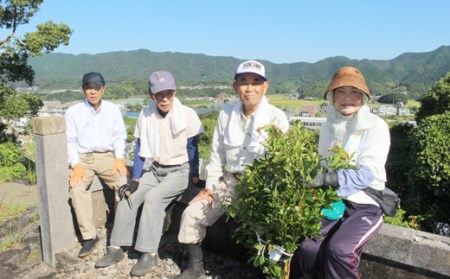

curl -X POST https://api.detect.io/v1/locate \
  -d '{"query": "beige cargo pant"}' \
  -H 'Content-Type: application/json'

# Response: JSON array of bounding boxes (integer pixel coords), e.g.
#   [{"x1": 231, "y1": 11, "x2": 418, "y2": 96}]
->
[
  {"x1": 69, "y1": 152, "x2": 127, "y2": 240},
  {"x1": 178, "y1": 172, "x2": 238, "y2": 244}
]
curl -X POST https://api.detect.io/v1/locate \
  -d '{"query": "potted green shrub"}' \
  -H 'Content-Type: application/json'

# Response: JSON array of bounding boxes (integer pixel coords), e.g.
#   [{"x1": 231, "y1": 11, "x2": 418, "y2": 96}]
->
[{"x1": 227, "y1": 121, "x2": 355, "y2": 278}]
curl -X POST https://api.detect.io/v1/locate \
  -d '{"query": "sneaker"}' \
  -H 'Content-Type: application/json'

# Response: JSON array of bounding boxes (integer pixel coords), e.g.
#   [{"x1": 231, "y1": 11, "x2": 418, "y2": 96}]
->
[
  {"x1": 95, "y1": 246, "x2": 125, "y2": 268},
  {"x1": 130, "y1": 252, "x2": 159, "y2": 276},
  {"x1": 78, "y1": 236, "x2": 100, "y2": 258}
]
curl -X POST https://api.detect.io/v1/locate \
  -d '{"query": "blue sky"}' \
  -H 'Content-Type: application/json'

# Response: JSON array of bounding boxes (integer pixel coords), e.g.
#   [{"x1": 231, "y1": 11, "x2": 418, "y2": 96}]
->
[{"x1": 12, "y1": 0, "x2": 450, "y2": 64}]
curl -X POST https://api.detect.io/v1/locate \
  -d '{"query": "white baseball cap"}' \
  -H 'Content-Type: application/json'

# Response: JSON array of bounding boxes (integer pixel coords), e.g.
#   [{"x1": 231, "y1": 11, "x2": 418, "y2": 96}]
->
[{"x1": 234, "y1": 60, "x2": 266, "y2": 80}]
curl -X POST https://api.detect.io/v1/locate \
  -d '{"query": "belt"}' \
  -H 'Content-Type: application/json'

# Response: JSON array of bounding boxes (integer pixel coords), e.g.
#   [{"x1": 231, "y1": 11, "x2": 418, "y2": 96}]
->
[
  {"x1": 152, "y1": 161, "x2": 183, "y2": 168},
  {"x1": 83, "y1": 151, "x2": 113, "y2": 154}
]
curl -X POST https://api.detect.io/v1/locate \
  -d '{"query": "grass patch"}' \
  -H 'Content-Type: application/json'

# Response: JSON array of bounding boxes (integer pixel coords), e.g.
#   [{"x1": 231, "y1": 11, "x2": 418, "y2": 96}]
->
[
  {"x1": 0, "y1": 202, "x2": 29, "y2": 225},
  {"x1": 25, "y1": 246, "x2": 42, "y2": 264},
  {"x1": 1, "y1": 238, "x2": 16, "y2": 250}
]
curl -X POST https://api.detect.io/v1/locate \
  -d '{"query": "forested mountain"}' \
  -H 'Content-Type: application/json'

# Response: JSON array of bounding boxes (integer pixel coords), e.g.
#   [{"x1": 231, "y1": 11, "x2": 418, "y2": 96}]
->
[{"x1": 26, "y1": 45, "x2": 450, "y2": 100}]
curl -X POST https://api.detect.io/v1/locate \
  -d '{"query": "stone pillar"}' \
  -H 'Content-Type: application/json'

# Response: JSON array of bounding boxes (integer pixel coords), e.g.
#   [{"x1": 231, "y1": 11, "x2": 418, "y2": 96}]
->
[{"x1": 33, "y1": 115, "x2": 74, "y2": 267}]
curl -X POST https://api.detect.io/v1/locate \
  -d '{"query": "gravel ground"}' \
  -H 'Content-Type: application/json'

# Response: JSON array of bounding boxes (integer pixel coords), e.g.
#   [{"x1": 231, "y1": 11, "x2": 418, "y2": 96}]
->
[
  {"x1": 5, "y1": 221, "x2": 265, "y2": 279},
  {"x1": 0, "y1": 181, "x2": 265, "y2": 279}
]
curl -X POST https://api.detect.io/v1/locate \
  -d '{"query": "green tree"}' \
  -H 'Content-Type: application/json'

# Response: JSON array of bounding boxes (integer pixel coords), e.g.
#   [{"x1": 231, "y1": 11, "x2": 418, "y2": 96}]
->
[
  {"x1": 415, "y1": 72, "x2": 450, "y2": 123},
  {"x1": 0, "y1": 0, "x2": 73, "y2": 142},
  {"x1": 385, "y1": 123, "x2": 415, "y2": 195},
  {"x1": 377, "y1": 93, "x2": 409, "y2": 105},
  {"x1": 198, "y1": 110, "x2": 219, "y2": 160},
  {"x1": 0, "y1": 141, "x2": 26, "y2": 183},
  {"x1": 406, "y1": 112, "x2": 450, "y2": 231}
]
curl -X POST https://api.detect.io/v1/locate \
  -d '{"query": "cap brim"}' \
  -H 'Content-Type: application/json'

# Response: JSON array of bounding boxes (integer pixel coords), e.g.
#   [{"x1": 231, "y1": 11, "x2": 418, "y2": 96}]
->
[
  {"x1": 83, "y1": 81, "x2": 104, "y2": 87},
  {"x1": 234, "y1": 72, "x2": 267, "y2": 80},
  {"x1": 150, "y1": 85, "x2": 176, "y2": 94}
]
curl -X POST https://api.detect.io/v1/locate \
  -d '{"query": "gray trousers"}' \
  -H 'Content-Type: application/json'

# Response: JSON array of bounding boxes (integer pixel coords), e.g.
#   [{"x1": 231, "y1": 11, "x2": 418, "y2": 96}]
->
[{"x1": 110, "y1": 162, "x2": 189, "y2": 253}]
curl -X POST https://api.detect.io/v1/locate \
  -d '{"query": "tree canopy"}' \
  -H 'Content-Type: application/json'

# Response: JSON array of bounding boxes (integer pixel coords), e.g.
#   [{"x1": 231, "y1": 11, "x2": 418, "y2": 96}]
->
[
  {"x1": 415, "y1": 72, "x2": 450, "y2": 123},
  {"x1": 0, "y1": 0, "x2": 72, "y2": 142},
  {"x1": 377, "y1": 93, "x2": 409, "y2": 105}
]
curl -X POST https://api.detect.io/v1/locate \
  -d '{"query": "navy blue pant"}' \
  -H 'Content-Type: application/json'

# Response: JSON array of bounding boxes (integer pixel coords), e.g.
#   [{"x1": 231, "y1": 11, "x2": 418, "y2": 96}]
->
[{"x1": 289, "y1": 201, "x2": 383, "y2": 279}]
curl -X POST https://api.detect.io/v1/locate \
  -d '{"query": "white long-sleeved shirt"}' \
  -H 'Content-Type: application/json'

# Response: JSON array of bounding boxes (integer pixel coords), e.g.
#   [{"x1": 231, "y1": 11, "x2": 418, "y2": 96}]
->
[
  {"x1": 65, "y1": 99, "x2": 127, "y2": 167},
  {"x1": 319, "y1": 114, "x2": 390, "y2": 205},
  {"x1": 205, "y1": 103, "x2": 289, "y2": 190}
]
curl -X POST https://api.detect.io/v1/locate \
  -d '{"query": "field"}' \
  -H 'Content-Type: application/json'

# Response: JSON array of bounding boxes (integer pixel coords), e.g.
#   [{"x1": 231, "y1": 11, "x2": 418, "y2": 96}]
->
[
  {"x1": 182, "y1": 94, "x2": 421, "y2": 111},
  {"x1": 182, "y1": 94, "x2": 324, "y2": 110}
]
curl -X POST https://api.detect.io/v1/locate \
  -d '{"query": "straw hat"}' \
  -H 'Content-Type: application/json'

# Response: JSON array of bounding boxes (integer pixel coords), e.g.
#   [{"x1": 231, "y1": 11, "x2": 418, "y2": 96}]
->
[{"x1": 324, "y1": 66, "x2": 371, "y2": 99}]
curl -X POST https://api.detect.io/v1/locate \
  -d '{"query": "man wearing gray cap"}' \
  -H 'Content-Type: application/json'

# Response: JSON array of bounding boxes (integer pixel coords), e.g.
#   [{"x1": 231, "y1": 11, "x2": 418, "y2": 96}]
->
[
  {"x1": 175, "y1": 60, "x2": 289, "y2": 278},
  {"x1": 65, "y1": 72, "x2": 128, "y2": 258},
  {"x1": 95, "y1": 71, "x2": 203, "y2": 277}
]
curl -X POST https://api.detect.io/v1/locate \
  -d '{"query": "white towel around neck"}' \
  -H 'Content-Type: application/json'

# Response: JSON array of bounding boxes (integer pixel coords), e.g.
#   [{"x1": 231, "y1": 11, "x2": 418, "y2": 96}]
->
[
  {"x1": 224, "y1": 95, "x2": 271, "y2": 152},
  {"x1": 138, "y1": 97, "x2": 187, "y2": 158}
]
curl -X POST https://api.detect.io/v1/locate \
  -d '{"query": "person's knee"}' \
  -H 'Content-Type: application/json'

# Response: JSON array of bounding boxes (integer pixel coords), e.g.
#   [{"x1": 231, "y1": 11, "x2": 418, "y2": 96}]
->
[
  {"x1": 298, "y1": 239, "x2": 319, "y2": 258},
  {"x1": 70, "y1": 185, "x2": 88, "y2": 199},
  {"x1": 181, "y1": 205, "x2": 199, "y2": 224},
  {"x1": 326, "y1": 240, "x2": 348, "y2": 260},
  {"x1": 143, "y1": 189, "x2": 166, "y2": 206}
]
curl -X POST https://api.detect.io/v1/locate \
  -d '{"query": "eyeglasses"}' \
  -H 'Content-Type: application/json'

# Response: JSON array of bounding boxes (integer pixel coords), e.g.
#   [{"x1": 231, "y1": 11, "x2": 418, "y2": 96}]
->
[{"x1": 153, "y1": 90, "x2": 175, "y2": 100}]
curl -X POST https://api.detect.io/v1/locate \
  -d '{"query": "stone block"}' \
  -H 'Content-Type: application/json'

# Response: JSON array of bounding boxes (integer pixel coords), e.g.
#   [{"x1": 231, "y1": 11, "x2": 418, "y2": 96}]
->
[{"x1": 32, "y1": 116, "x2": 65, "y2": 135}]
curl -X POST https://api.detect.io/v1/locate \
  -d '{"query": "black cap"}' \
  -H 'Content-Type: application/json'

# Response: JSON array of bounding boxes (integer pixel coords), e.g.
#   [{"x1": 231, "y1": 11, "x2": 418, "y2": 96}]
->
[{"x1": 82, "y1": 72, "x2": 105, "y2": 87}]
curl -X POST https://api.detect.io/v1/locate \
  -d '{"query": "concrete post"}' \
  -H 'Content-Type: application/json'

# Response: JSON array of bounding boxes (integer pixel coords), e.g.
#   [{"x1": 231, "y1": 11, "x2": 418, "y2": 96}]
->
[{"x1": 33, "y1": 115, "x2": 74, "y2": 267}]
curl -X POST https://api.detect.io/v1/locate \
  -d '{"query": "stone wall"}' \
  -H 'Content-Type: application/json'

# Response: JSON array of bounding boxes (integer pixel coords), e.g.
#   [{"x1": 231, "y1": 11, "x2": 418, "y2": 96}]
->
[{"x1": 166, "y1": 184, "x2": 450, "y2": 278}]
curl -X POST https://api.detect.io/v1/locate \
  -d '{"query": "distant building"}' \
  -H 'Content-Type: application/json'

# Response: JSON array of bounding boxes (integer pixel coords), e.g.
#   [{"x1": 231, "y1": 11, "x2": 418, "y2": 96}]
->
[
  {"x1": 289, "y1": 116, "x2": 326, "y2": 130},
  {"x1": 371, "y1": 106, "x2": 411, "y2": 116},
  {"x1": 42, "y1": 100, "x2": 62, "y2": 110},
  {"x1": 39, "y1": 100, "x2": 64, "y2": 116},
  {"x1": 300, "y1": 104, "x2": 317, "y2": 117}
]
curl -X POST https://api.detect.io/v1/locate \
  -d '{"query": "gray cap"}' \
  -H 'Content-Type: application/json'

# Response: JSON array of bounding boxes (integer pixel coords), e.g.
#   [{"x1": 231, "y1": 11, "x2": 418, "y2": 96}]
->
[{"x1": 148, "y1": 71, "x2": 176, "y2": 94}]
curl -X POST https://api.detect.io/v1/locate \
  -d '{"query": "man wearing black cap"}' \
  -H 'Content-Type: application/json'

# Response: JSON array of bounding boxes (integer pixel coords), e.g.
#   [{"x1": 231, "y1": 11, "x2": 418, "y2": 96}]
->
[{"x1": 65, "y1": 72, "x2": 128, "y2": 258}]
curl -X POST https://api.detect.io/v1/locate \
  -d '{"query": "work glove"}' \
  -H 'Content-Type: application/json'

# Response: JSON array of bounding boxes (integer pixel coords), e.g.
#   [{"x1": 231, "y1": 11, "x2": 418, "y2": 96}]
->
[
  {"x1": 307, "y1": 172, "x2": 339, "y2": 188},
  {"x1": 112, "y1": 158, "x2": 128, "y2": 176},
  {"x1": 70, "y1": 163, "x2": 86, "y2": 187},
  {"x1": 118, "y1": 180, "x2": 139, "y2": 200}
]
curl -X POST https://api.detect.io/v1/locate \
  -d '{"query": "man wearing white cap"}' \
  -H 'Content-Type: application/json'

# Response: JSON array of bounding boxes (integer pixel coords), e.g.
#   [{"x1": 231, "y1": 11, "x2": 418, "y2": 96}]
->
[
  {"x1": 95, "y1": 71, "x2": 203, "y2": 277},
  {"x1": 175, "y1": 60, "x2": 289, "y2": 278}
]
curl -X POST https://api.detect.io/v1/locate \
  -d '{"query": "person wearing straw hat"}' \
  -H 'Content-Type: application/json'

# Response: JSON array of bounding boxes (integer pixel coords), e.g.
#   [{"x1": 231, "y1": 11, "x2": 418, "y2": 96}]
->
[
  {"x1": 95, "y1": 71, "x2": 203, "y2": 277},
  {"x1": 175, "y1": 60, "x2": 289, "y2": 279},
  {"x1": 289, "y1": 66, "x2": 391, "y2": 279}
]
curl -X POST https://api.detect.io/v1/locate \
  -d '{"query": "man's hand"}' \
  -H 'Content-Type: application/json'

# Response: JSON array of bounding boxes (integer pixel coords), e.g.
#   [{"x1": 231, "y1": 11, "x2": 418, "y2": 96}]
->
[
  {"x1": 70, "y1": 163, "x2": 86, "y2": 188},
  {"x1": 189, "y1": 189, "x2": 214, "y2": 207},
  {"x1": 112, "y1": 158, "x2": 128, "y2": 176},
  {"x1": 118, "y1": 180, "x2": 139, "y2": 200},
  {"x1": 307, "y1": 172, "x2": 339, "y2": 188}
]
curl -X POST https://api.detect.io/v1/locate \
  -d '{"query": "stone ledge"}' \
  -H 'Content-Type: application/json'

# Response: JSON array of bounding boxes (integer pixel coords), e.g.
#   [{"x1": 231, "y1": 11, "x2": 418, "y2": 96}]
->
[
  {"x1": 363, "y1": 223, "x2": 450, "y2": 277},
  {"x1": 169, "y1": 184, "x2": 450, "y2": 278},
  {"x1": 89, "y1": 180, "x2": 450, "y2": 278}
]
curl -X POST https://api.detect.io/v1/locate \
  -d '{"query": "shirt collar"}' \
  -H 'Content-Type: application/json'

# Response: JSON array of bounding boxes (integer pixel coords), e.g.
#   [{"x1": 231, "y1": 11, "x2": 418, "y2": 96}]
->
[{"x1": 83, "y1": 99, "x2": 102, "y2": 114}]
